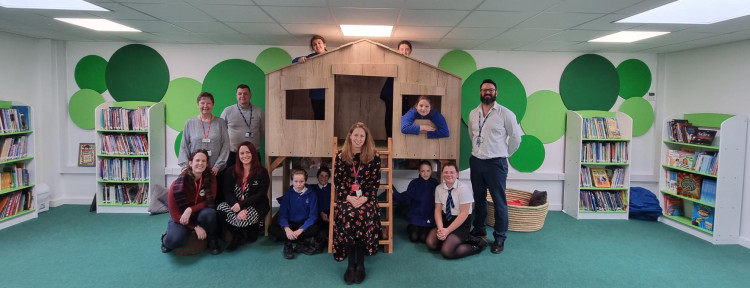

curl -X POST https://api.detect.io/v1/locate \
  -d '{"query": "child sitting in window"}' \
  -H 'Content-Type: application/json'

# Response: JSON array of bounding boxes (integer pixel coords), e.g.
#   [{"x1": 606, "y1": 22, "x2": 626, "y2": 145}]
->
[
  {"x1": 400, "y1": 95, "x2": 449, "y2": 138},
  {"x1": 269, "y1": 169, "x2": 319, "y2": 259},
  {"x1": 393, "y1": 160, "x2": 438, "y2": 243}
]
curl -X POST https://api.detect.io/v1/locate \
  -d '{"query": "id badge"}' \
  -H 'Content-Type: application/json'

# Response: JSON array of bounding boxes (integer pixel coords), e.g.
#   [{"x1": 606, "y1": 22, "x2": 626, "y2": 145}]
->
[
  {"x1": 351, "y1": 183, "x2": 362, "y2": 197},
  {"x1": 244, "y1": 132, "x2": 252, "y2": 138},
  {"x1": 207, "y1": 150, "x2": 212, "y2": 156},
  {"x1": 202, "y1": 138, "x2": 211, "y2": 143}
]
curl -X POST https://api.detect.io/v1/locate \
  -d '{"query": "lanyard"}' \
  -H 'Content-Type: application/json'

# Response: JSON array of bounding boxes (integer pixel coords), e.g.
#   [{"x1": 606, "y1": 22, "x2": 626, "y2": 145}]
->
[
  {"x1": 200, "y1": 115, "x2": 213, "y2": 139},
  {"x1": 240, "y1": 179, "x2": 248, "y2": 201},
  {"x1": 352, "y1": 161, "x2": 362, "y2": 184},
  {"x1": 237, "y1": 104, "x2": 253, "y2": 128},
  {"x1": 478, "y1": 109, "x2": 493, "y2": 138},
  {"x1": 194, "y1": 175, "x2": 203, "y2": 203}
]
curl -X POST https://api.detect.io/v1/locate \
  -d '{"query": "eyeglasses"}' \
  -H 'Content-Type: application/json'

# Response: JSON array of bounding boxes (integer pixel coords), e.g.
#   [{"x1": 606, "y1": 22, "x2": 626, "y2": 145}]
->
[{"x1": 480, "y1": 89, "x2": 496, "y2": 93}]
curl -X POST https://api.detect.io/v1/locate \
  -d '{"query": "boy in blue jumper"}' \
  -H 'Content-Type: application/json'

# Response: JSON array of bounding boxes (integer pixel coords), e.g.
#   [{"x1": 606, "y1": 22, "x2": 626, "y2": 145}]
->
[
  {"x1": 393, "y1": 160, "x2": 438, "y2": 242},
  {"x1": 269, "y1": 169, "x2": 319, "y2": 259},
  {"x1": 401, "y1": 95, "x2": 449, "y2": 138},
  {"x1": 308, "y1": 166, "x2": 331, "y2": 252}
]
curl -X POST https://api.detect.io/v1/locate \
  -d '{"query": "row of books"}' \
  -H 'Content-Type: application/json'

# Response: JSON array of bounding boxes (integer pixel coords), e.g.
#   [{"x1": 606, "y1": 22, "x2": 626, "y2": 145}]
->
[
  {"x1": 0, "y1": 166, "x2": 29, "y2": 190},
  {"x1": 581, "y1": 167, "x2": 625, "y2": 188},
  {"x1": 0, "y1": 136, "x2": 28, "y2": 161},
  {"x1": 580, "y1": 141, "x2": 628, "y2": 163},
  {"x1": 665, "y1": 149, "x2": 719, "y2": 175},
  {"x1": 663, "y1": 195, "x2": 715, "y2": 231},
  {"x1": 666, "y1": 119, "x2": 717, "y2": 145},
  {"x1": 100, "y1": 106, "x2": 150, "y2": 131},
  {"x1": 98, "y1": 158, "x2": 149, "y2": 181},
  {"x1": 100, "y1": 134, "x2": 149, "y2": 155},
  {"x1": 663, "y1": 170, "x2": 716, "y2": 203},
  {"x1": 0, "y1": 189, "x2": 33, "y2": 219},
  {"x1": 579, "y1": 190, "x2": 627, "y2": 212},
  {"x1": 0, "y1": 107, "x2": 29, "y2": 134},
  {"x1": 582, "y1": 117, "x2": 621, "y2": 139},
  {"x1": 101, "y1": 184, "x2": 149, "y2": 205}
]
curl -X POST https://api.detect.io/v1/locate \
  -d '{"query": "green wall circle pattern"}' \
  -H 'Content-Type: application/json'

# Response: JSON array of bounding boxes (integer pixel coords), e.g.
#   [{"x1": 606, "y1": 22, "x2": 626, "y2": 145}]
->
[
  {"x1": 559, "y1": 54, "x2": 619, "y2": 111},
  {"x1": 509, "y1": 135, "x2": 545, "y2": 172},
  {"x1": 74, "y1": 55, "x2": 108, "y2": 93},
  {"x1": 521, "y1": 90, "x2": 567, "y2": 144},
  {"x1": 202, "y1": 59, "x2": 266, "y2": 117},
  {"x1": 617, "y1": 59, "x2": 651, "y2": 99},
  {"x1": 162, "y1": 77, "x2": 202, "y2": 131},
  {"x1": 438, "y1": 50, "x2": 477, "y2": 83},
  {"x1": 105, "y1": 44, "x2": 169, "y2": 102},
  {"x1": 618, "y1": 97, "x2": 654, "y2": 137},
  {"x1": 69, "y1": 89, "x2": 105, "y2": 130},
  {"x1": 256, "y1": 47, "x2": 292, "y2": 73},
  {"x1": 461, "y1": 67, "x2": 527, "y2": 123},
  {"x1": 459, "y1": 120, "x2": 472, "y2": 171},
  {"x1": 175, "y1": 131, "x2": 182, "y2": 158}
]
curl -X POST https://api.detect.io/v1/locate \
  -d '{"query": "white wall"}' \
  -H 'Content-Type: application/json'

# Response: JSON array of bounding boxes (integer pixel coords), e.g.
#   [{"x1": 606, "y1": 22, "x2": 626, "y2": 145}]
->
[{"x1": 662, "y1": 40, "x2": 750, "y2": 247}]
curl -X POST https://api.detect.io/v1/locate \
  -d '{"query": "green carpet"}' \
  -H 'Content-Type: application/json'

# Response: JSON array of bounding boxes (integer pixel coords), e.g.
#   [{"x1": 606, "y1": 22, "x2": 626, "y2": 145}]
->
[{"x1": 1, "y1": 205, "x2": 749, "y2": 287}]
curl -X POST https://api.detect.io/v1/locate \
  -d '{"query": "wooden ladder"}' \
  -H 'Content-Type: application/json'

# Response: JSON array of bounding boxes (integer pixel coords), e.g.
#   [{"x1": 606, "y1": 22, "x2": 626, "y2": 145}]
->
[{"x1": 328, "y1": 137, "x2": 394, "y2": 253}]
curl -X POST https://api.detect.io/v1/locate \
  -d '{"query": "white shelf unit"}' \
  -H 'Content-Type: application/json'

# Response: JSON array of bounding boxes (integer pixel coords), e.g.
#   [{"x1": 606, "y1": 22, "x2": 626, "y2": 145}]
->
[
  {"x1": 95, "y1": 101, "x2": 164, "y2": 213},
  {"x1": 0, "y1": 101, "x2": 36, "y2": 230},
  {"x1": 563, "y1": 110, "x2": 632, "y2": 220},
  {"x1": 658, "y1": 113, "x2": 747, "y2": 244}
]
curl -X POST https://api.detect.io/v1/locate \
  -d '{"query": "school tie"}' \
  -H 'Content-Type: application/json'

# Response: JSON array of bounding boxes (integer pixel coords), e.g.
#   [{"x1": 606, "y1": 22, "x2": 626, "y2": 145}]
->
[{"x1": 445, "y1": 188, "x2": 455, "y2": 221}]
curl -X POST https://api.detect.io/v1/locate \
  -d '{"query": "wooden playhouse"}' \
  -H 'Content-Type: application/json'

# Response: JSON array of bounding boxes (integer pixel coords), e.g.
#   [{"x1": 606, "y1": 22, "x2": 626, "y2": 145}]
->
[{"x1": 264, "y1": 39, "x2": 462, "y2": 252}]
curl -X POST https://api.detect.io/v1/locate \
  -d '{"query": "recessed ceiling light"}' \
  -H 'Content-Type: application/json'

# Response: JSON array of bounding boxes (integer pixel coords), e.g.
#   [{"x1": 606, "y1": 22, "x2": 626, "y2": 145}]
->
[
  {"x1": 340, "y1": 25, "x2": 393, "y2": 37},
  {"x1": 55, "y1": 18, "x2": 140, "y2": 32},
  {"x1": 589, "y1": 31, "x2": 669, "y2": 43},
  {"x1": 0, "y1": 0, "x2": 108, "y2": 11},
  {"x1": 616, "y1": 0, "x2": 750, "y2": 24}
]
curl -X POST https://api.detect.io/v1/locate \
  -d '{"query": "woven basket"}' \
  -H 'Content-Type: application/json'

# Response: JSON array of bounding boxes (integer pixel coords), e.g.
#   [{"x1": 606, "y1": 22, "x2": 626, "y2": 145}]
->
[{"x1": 487, "y1": 188, "x2": 549, "y2": 232}]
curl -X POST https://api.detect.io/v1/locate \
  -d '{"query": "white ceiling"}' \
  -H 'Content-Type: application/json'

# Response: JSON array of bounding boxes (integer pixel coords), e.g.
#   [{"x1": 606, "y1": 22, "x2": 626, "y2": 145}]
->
[{"x1": 2, "y1": 0, "x2": 750, "y2": 53}]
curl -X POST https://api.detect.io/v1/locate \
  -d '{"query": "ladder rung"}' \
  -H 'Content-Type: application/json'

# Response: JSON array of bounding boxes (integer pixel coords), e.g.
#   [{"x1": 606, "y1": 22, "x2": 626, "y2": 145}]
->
[
  {"x1": 378, "y1": 203, "x2": 391, "y2": 208},
  {"x1": 378, "y1": 240, "x2": 392, "y2": 245},
  {"x1": 379, "y1": 184, "x2": 391, "y2": 190},
  {"x1": 380, "y1": 167, "x2": 390, "y2": 172},
  {"x1": 380, "y1": 221, "x2": 391, "y2": 226}
]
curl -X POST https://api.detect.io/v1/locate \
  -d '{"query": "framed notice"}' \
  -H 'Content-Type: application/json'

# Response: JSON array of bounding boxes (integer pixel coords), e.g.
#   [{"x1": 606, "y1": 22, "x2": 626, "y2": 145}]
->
[{"x1": 78, "y1": 143, "x2": 95, "y2": 167}]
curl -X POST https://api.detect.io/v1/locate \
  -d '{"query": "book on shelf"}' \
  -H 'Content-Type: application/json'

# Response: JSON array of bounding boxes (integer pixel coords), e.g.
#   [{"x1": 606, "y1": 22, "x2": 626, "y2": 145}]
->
[
  {"x1": 692, "y1": 203, "x2": 714, "y2": 231},
  {"x1": 590, "y1": 167, "x2": 611, "y2": 188},
  {"x1": 605, "y1": 117, "x2": 621, "y2": 139},
  {"x1": 663, "y1": 194, "x2": 683, "y2": 217},
  {"x1": 691, "y1": 128, "x2": 717, "y2": 145},
  {"x1": 579, "y1": 190, "x2": 626, "y2": 211},
  {"x1": 664, "y1": 170, "x2": 678, "y2": 192},
  {"x1": 699, "y1": 178, "x2": 716, "y2": 204},
  {"x1": 676, "y1": 172, "x2": 701, "y2": 200}
]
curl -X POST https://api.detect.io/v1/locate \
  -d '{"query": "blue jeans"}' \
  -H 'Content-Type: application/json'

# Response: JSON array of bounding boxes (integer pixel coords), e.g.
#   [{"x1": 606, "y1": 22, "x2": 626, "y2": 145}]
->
[
  {"x1": 163, "y1": 208, "x2": 218, "y2": 250},
  {"x1": 469, "y1": 156, "x2": 508, "y2": 243}
]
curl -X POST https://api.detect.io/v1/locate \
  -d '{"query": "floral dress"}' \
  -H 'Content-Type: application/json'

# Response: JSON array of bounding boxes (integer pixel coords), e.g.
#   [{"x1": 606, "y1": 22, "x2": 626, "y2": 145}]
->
[{"x1": 332, "y1": 151, "x2": 381, "y2": 261}]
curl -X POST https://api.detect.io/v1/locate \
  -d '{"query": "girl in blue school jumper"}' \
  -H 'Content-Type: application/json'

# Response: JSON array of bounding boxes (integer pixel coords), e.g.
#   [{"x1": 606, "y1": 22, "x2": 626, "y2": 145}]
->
[
  {"x1": 393, "y1": 160, "x2": 439, "y2": 243},
  {"x1": 401, "y1": 95, "x2": 449, "y2": 138},
  {"x1": 269, "y1": 169, "x2": 319, "y2": 259}
]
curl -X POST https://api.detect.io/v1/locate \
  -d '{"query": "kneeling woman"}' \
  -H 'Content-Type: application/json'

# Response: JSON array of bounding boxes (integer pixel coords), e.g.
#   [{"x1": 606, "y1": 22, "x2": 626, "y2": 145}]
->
[
  {"x1": 162, "y1": 149, "x2": 221, "y2": 255},
  {"x1": 217, "y1": 142, "x2": 270, "y2": 251},
  {"x1": 426, "y1": 162, "x2": 486, "y2": 259}
]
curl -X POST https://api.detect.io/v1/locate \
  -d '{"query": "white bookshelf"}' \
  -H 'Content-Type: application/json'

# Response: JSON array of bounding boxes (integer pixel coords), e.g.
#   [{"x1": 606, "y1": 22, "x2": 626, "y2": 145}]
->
[
  {"x1": 0, "y1": 101, "x2": 36, "y2": 230},
  {"x1": 658, "y1": 113, "x2": 747, "y2": 244},
  {"x1": 563, "y1": 110, "x2": 632, "y2": 220},
  {"x1": 95, "y1": 101, "x2": 164, "y2": 213}
]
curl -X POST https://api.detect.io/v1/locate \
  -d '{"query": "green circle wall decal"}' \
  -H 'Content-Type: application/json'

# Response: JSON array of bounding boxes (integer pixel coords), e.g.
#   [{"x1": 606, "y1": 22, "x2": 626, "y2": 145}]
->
[
  {"x1": 618, "y1": 97, "x2": 654, "y2": 137},
  {"x1": 509, "y1": 135, "x2": 545, "y2": 172},
  {"x1": 203, "y1": 59, "x2": 266, "y2": 117},
  {"x1": 105, "y1": 44, "x2": 169, "y2": 102},
  {"x1": 256, "y1": 47, "x2": 291, "y2": 73},
  {"x1": 521, "y1": 90, "x2": 567, "y2": 144},
  {"x1": 617, "y1": 59, "x2": 651, "y2": 99},
  {"x1": 74, "y1": 55, "x2": 107, "y2": 93},
  {"x1": 175, "y1": 131, "x2": 182, "y2": 158},
  {"x1": 69, "y1": 89, "x2": 105, "y2": 130},
  {"x1": 438, "y1": 50, "x2": 477, "y2": 83},
  {"x1": 162, "y1": 77, "x2": 202, "y2": 131},
  {"x1": 461, "y1": 67, "x2": 527, "y2": 123},
  {"x1": 559, "y1": 54, "x2": 619, "y2": 111},
  {"x1": 459, "y1": 120, "x2": 472, "y2": 171}
]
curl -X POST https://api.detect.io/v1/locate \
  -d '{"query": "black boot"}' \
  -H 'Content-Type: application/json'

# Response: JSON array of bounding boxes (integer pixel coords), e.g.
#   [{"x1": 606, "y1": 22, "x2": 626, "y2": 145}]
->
[
  {"x1": 354, "y1": 243, "x2": 366, "y2": 284},
  {"x1": 300, "y1": 237, "x2": 317, "y2": 255},
  {"x1": 208, "y1": 238, "x2": 222, "y2": 255},
  {"x1": 344, "y1": 245, "x2": 356, "y2": 285},
  {"x1": 225, "y1": 228, "x2": 242, "y2": 252},
  {"x1": 161, "y1": 233, "x2": 172, "y2": 253},
  {"x1": 245, "y1": 225, "x2": 259, "y2": 244},
  {"x1": 283, "y1": 241, "x2": 295, "y2": 259}
]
